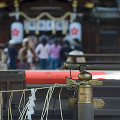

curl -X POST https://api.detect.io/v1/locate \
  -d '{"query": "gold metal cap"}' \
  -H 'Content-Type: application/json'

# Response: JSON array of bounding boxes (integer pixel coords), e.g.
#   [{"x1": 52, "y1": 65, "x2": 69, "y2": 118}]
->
[{"x1": 78, "y1": 71, "x2": 92, "y2": 81}]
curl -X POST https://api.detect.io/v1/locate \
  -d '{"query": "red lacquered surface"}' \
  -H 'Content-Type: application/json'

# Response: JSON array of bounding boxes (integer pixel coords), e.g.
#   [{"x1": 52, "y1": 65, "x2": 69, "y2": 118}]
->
[{"x1": 25, "y1": 70, "x2": 107, "y2": 84}]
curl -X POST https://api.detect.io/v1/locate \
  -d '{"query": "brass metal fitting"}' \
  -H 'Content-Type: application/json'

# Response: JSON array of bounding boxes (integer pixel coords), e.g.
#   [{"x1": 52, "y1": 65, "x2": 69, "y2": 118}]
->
[
  {"x1": 64, "y1": 62, "x2": 80, "y2": 70},
  {"x1": 93, "y1": 99, "x2": 105, "y2": 108},
  {"x1": 78, "y1": 71, "x2": 92, "y2": 81},
  {"x1": 78, "y1": 84, "x2": 93, "y2": 103}
]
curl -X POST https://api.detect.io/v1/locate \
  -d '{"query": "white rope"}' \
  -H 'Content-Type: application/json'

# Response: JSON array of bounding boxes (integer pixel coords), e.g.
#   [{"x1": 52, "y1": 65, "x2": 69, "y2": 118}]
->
[
  {"x1": 0, "y1": 84, "x2": 70, "y2": 120},
  {"x1": 18, "y1": 98, "x2": 30, "y2": 120},
  {"x1": 40, "y1": 84, "x2": 56, "y2": 120},
  {"x1": 17, "y1": 84, "x2": 68, "y2": 120},
  {"x1": 19, "y1": 97, "x2": 32, "y2": 120},
  {"x1": 10, "y1": 11, "x2": 73, "y2": 22},
  {"x1": 18, "y1": 84, "x2": 70, "y2": 120},
  {"x1": 0, "y1": 84, "x2": 68, "y2": 93},
  {"x1": 18, "y1": 89, "x2": 37, "y2": 120},
  {"x1": 45, "y1": 86, "x2": 55, "y2": 120},
  {"x1": 8, "y1": 92, "x2": 13, "y2": 120},
  {"x1": 18, "y1": 91, "x2": 24, "y2": 114},
  {"x1": 59, "y1": 88, "x2": 63, "y2": 120},
  {"x1": 26, "y1": 88, "x2": 36, "y2": 120}
]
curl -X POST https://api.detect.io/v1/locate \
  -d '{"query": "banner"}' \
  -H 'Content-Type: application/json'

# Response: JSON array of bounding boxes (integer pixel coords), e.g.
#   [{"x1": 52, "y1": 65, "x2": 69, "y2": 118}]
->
[
  {"x1": 46, "y1": 20, "x2": 52, "y2": 31},
  {"x1": 24, "y1": 20, "x2": 69, "y2": 32},
  {"x1": 69, "y1": 22, "x2": 82, "y2": 41},
  {"x1": 56, "y1": 20, "x2": 63, "y2": 31},
  {"x1": 38, "y1": 20, "x2": 46, "y2": 31},
  {"x1": 11, "y1": 22, "x2": 23, "y2": 44},
  {"x1": 28, "y1": 21, "x2": 36, "y2": 31}
]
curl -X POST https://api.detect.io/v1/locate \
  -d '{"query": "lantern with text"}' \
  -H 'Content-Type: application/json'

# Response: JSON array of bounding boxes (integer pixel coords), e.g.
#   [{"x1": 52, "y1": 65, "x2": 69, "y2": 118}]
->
[
  {"x1": 69, "y1": 22, "x2": 82, "y2": 41},
  {"x1": 11, "y1": 22, "x2": 23, "y2": 44}
]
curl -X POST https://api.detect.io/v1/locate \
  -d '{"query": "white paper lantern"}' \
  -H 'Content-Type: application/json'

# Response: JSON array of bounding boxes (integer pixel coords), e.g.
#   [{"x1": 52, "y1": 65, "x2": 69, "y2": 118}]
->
[
  {"x1": 69, "y1": 22, "x2": 82, "y2": 41},
  {"x1": 11, "y1": 22, "x2": 23, "y2": 44}
]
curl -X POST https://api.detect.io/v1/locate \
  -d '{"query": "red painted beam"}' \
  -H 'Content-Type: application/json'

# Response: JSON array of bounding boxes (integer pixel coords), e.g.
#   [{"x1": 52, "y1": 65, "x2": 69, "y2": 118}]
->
[{"x1": 25, "y1": 70, "x2": 107, "y2": 84}]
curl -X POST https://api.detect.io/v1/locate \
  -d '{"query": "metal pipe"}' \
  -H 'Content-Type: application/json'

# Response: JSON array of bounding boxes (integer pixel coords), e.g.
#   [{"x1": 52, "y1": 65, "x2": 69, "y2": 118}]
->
[
  {"x1": 77, "y1": 71, "x2": 94, "y2": 120},
  {"x1": 78, "y1": 84, "x2": 94, "y2": 120}
]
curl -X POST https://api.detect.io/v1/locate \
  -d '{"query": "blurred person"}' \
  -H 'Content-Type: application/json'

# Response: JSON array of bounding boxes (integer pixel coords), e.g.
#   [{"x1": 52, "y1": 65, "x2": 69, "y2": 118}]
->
[
  {"x1": 48, "y1": 35, "x2": 55, "y2": 45},
  {"x1": 20, "y1": 40, "x2": 35, "y2": 69},
  {"x1": 39, "y1": 34, "x2": 49, "y2": 43},
  {"x1": 58, "y1": 37, "x2": 63, "y2": 45},
  {"x1": 49, "y1": 38, "x2": 62, "y2": 69},
  {"x1": 4, "y1": 43, "x2": 9, "y2": 66},
  {"x1": 0, "y1": 44, "x2": 8, "y2": 70},
  {"x1": 72, "y1": 38, "x2": 83, "y2": 51},
  {"x1": 67, "y1": 44, "x2": 85, "y2": 63},
  {"x1": 35, "y1": 38, "x2": 50, "y2": 69},
  {"x1": 27, "y1": 36, "x2": 38, "y2": 49},
  {"x1": 60, "y1": 40, "x2": 72, "y2": 65},
  {"x1": 63, "y1": 34, "x2": 72, "y2": 44},
  {"x1": 18, "y1": 38, "x2": 28, "y2": 64},
  {"x1": 8, "y1": 39, "x2": 18, "y2": 69}
]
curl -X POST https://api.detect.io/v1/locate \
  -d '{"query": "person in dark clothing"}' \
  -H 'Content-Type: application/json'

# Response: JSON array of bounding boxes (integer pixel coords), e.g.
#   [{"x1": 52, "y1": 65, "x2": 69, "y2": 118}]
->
[
  {"x1": 60, "y1": 40, "x2": 72, "y2": 65},
  {"x1": 8, "y1": 40, "x2": 18, "y2": 69},
  {"x1": 72, "y1": 38, "x2": 83, "y2": 51}
]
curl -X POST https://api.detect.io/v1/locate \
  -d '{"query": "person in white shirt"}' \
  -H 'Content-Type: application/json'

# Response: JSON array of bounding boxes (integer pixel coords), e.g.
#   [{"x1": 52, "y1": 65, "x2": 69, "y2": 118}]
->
[
  {"x1": 67, "y1": 44, "x2": 86, "y2": 63},
  {"x1": 35, "y1": 38, "x2": 50, "y2": 69}
]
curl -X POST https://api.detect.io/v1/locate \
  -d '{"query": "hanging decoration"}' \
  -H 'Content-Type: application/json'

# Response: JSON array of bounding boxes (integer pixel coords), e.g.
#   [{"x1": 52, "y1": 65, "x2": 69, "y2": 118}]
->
[
  {"x1": 46, "y1": 20, "x2": 52, "y2": 31},
  {"x1": 52, "y1": 20, "x2": 56, "y2": 35},
  {"x1": 14, "y1": 0, "x2": 20, "y2": 20},
  {"x1": 56, "y1": 20, "x2": 63, "y2": 31},
  {"x1": 9, "y1": 0, "x2": 75, "y2": 36},
  {"x1": 38, "y1": 20, "x2": 46, "y2": 31},
  {"x1": 26, "y1": 89, "x2": 36, "y2": 120},
  {"x1": 11, "y1": 22, "x2": 23, "y2": 44},
  {"x1": 24, "y1": 21, "x2": 29, "y2": 34},
  {"x1": 72, "y1": 0, "x2": 78, "y2": 20},
  {"x1": 28, "y1": 21, "x2": 36, "y2": 31},
  {"x1": 10, "y1": 1, "x2": 73, "y2": 35},
  {"x1": 24, "y1": 19, "x2": 69, "y2": 35},
  {"x1": 62, "y1": 20, "x2": 68, "y2": 35},
  {"x1": 69, "y1": 22, "x2": 82, "y2": 41},
  {"x1": 10, "y1": 0, "x2": 24, "y2": 44},
  {"x1": 10, "y1": 11, "x2": 73, "y2": 22},
  {"x1": 35, "y1": 20, "x2": 39, "y2": 35}
]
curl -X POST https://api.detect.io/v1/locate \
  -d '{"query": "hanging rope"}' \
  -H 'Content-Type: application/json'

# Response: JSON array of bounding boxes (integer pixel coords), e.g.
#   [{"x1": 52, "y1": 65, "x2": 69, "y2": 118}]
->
[
  {"x1": 59, "y1": 88, "x2": 63, "y2": 120},
  {"x1": 8, "y1": 92, "x2": 13, "y2": 120},
  {"x1": 0, "y1": 84, "x2": 68, "y2": 93},
  {"x1": 10, "y1": 11, "x2": 74, "y2": 22},
  {"x1": 40, "y1": 85, "x2": 56, "y2": 120},
  {"x1": 18, "y1": 89, "x2": 37, "y2": 120},
  {"x1": 0, "y1": 84, "x2": 73, "y2": 120}
]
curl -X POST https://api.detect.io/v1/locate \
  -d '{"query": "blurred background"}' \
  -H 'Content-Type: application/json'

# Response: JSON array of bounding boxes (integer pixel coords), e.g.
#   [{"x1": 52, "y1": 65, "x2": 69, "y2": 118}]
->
[{"x1": 0, "y1": 0, "x2": 119, "y2": 70}]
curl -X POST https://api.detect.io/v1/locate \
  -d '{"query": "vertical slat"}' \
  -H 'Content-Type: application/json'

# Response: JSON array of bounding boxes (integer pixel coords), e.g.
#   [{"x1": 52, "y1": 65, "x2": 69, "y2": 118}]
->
[{"x1": 0, "y1": 93, "x2": 3, "y2": 120}]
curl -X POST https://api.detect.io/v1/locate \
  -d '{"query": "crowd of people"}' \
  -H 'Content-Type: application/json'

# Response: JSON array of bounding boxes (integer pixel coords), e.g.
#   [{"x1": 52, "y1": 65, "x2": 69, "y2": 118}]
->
[{"x1": 0, "y1": 36, "x2": 85, "y2": 70}]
